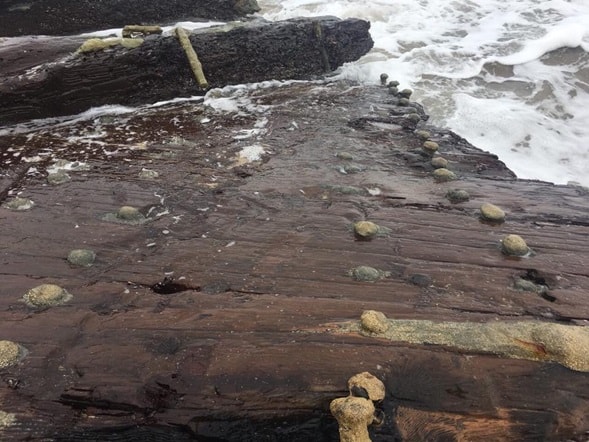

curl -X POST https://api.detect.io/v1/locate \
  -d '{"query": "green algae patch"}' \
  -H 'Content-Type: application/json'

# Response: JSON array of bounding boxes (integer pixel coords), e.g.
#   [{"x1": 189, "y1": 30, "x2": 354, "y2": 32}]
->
[
  {"x1": 422, "y1": 140, "x2": 439, "y2": 154},
  {"x1": 23, "y1": 284, "x2": 72, "y2": 309},
  {"x1": 0, "y1": 410, "x2": 16, "y2": 429},
  {"x1": 501, "y1": 234, "x2": 529, "y2": 256},
  {"x1": 102, "y1": 205, "x2": 148, "y2": 225},
  {"x1": 433, "y1": 168, "x2": 457, "y2": 182},
  {"x1": 78, "y1": 37, "x2": 143, "y2": 53},
  {"x1": 349, "y1": 266, "x2": 390, "y2": 282},
  {"x1": 353, "y1": 221, "x2": 390, "y2": 239},
  {"x1": 324, "y1": 184, "x2": 366, "y2": 195},
  {"x1": 0, "y1": 341, "x2": 27, "y2": 369},
  {"x1": 399, "y1": 89, "x2": 413, "y2": 98},
  {"x1": 446, "y1": 189, "x2": 469, "y2": 203},
  {"x1": 339, "y1": 316, "x2": 589, "y2": 372},
  {"x1": 480, "y1": 202, "x2": 505, "y2": 223},
  {"x1": 360, "y1": 310, "x2": 389, "y2": 334},
  {"x1": 414, "y1": 129, "x2": 431, "y2": 140},
  {"x1": 67, "y1": 249, "x2": 96, "y2": 267},
  {"x1": 139, "y1": 168, "x2": 160, "y2": 179},
  {"x1": 2, "y1": 197, "x2": 34, "y2": 211},
  {"x1": 47, "y1": 171, "x2": 71, "y2": 185},
  {"x1": 431, "y1": 156, "x2": 448, "y2": 169},
  {"x1": 336, "y1": 152, "x2": 354, "y2": 160}
]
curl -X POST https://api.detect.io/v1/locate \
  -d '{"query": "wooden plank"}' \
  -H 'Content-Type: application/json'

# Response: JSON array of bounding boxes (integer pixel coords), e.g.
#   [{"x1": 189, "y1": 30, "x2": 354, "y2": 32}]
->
[{"x1": 0, "y1": 81, "x2": 588, "y2": 439}]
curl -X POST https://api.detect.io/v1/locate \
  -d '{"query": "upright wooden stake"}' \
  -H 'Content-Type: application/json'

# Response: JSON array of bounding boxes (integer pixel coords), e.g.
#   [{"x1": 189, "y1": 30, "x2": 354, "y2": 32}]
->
[{"x1": 175, "y1": 27, "x2": 209, "y2": 89}]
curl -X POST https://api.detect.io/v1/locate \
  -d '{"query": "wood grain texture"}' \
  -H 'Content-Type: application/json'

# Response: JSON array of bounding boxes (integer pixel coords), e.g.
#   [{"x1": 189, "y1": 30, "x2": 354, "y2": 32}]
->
[
  {"x1": 0, "y1": 81, "x2": 588, "y2": 440},
  {"x1": 0, "y1": 17, "x2": 373, "y2": 125}
]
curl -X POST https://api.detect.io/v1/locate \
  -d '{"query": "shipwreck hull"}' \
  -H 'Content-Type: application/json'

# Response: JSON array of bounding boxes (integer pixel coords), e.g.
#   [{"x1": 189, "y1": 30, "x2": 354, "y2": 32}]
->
[
  {"x1": 0, "y1": 80, "x2": 588, "y2": 440},
  {"x1": 0, "y1": 17, "x2": 373, "y2": 125}
]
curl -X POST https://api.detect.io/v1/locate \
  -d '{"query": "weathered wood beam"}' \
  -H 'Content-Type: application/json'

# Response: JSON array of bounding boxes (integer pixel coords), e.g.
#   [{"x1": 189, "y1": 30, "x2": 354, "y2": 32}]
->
[
  {"x1": 0, "y1": 17, "x2": 373, "y2": 125},
  {"x1": 1, "y1": 80, "x2": 588, "y2": 440}
]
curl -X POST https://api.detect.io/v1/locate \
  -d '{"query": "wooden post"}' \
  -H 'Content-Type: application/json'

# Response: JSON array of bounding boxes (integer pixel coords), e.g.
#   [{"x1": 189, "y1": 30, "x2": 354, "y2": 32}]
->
[{"x1": 175, "y1": 27, "x2": 209, "y2": 89}]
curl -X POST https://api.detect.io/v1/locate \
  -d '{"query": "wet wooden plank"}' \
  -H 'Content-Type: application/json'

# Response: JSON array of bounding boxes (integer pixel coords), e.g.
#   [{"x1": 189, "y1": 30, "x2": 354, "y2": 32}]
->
[
  {"x1": 0, "y1": 81, "x2": 588, "y2": 440},
  {"x1": 0, "y1": 17, "x2": 373, "y2": 125}
]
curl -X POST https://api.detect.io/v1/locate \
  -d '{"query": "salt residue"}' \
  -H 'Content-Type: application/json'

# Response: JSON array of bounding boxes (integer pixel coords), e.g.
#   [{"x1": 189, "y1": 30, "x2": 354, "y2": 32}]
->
[
  {"x1": 46, "y1": 159, "x2": 90, "y2": 175},
  {"x1": 204, "y1": 82, "x2": 294, "y2": 115},
  {"x1": 0, "y1": 104, "x2": 136, "y2": 135},
  {"x1": 238, "y1": 144, "x2": 265, "y2": 162}
]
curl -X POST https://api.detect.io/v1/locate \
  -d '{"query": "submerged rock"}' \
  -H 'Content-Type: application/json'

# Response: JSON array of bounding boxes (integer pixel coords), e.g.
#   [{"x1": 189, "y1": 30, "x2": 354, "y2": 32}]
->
[{"x1": 23, "y1": 284, "x2": 73, "y2": 309}]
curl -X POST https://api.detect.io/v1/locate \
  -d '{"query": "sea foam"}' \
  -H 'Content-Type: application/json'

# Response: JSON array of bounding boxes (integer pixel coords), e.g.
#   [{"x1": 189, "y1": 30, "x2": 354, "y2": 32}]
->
[{"x1": 259, "y1": 0, "x2": 589, "y2": 186}]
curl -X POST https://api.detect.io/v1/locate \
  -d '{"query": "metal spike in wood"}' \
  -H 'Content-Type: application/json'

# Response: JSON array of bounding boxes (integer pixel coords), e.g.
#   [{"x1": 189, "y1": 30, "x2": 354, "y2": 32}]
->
[{"x1": 175, "y1": 27, "x2": 209, "y2": 89}]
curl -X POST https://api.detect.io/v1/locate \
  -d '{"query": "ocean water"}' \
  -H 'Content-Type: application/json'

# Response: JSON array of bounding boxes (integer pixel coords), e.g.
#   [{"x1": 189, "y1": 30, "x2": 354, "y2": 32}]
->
[{"x1": 258, "y1": 0, "x2": 589, "y2": 187}]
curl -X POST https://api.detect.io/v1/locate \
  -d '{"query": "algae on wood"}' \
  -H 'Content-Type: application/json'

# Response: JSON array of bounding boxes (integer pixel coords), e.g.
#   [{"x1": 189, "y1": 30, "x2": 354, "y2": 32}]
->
[
  {"x1": 175, "y1": 27, "x2": 209, "y2": 89},
  {"x1": 338, "y1": 314, "x2": 589, "y2": 372}
]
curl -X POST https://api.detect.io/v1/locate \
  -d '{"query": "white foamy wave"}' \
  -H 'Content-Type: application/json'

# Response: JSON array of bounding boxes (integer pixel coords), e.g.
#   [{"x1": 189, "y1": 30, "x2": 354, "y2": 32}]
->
[
  {"x1": 448, "y1": 93, "x2": 588, "y2": 185},
  {"x1": 259, "y1": 0, "x2": 589, "y2": 186},
  {"x1": 0, "y1": 105, "x2": 136, "y2": 135},
  {"x1": 497, "y1": 22, "x2": 589, "y2": 65}
]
